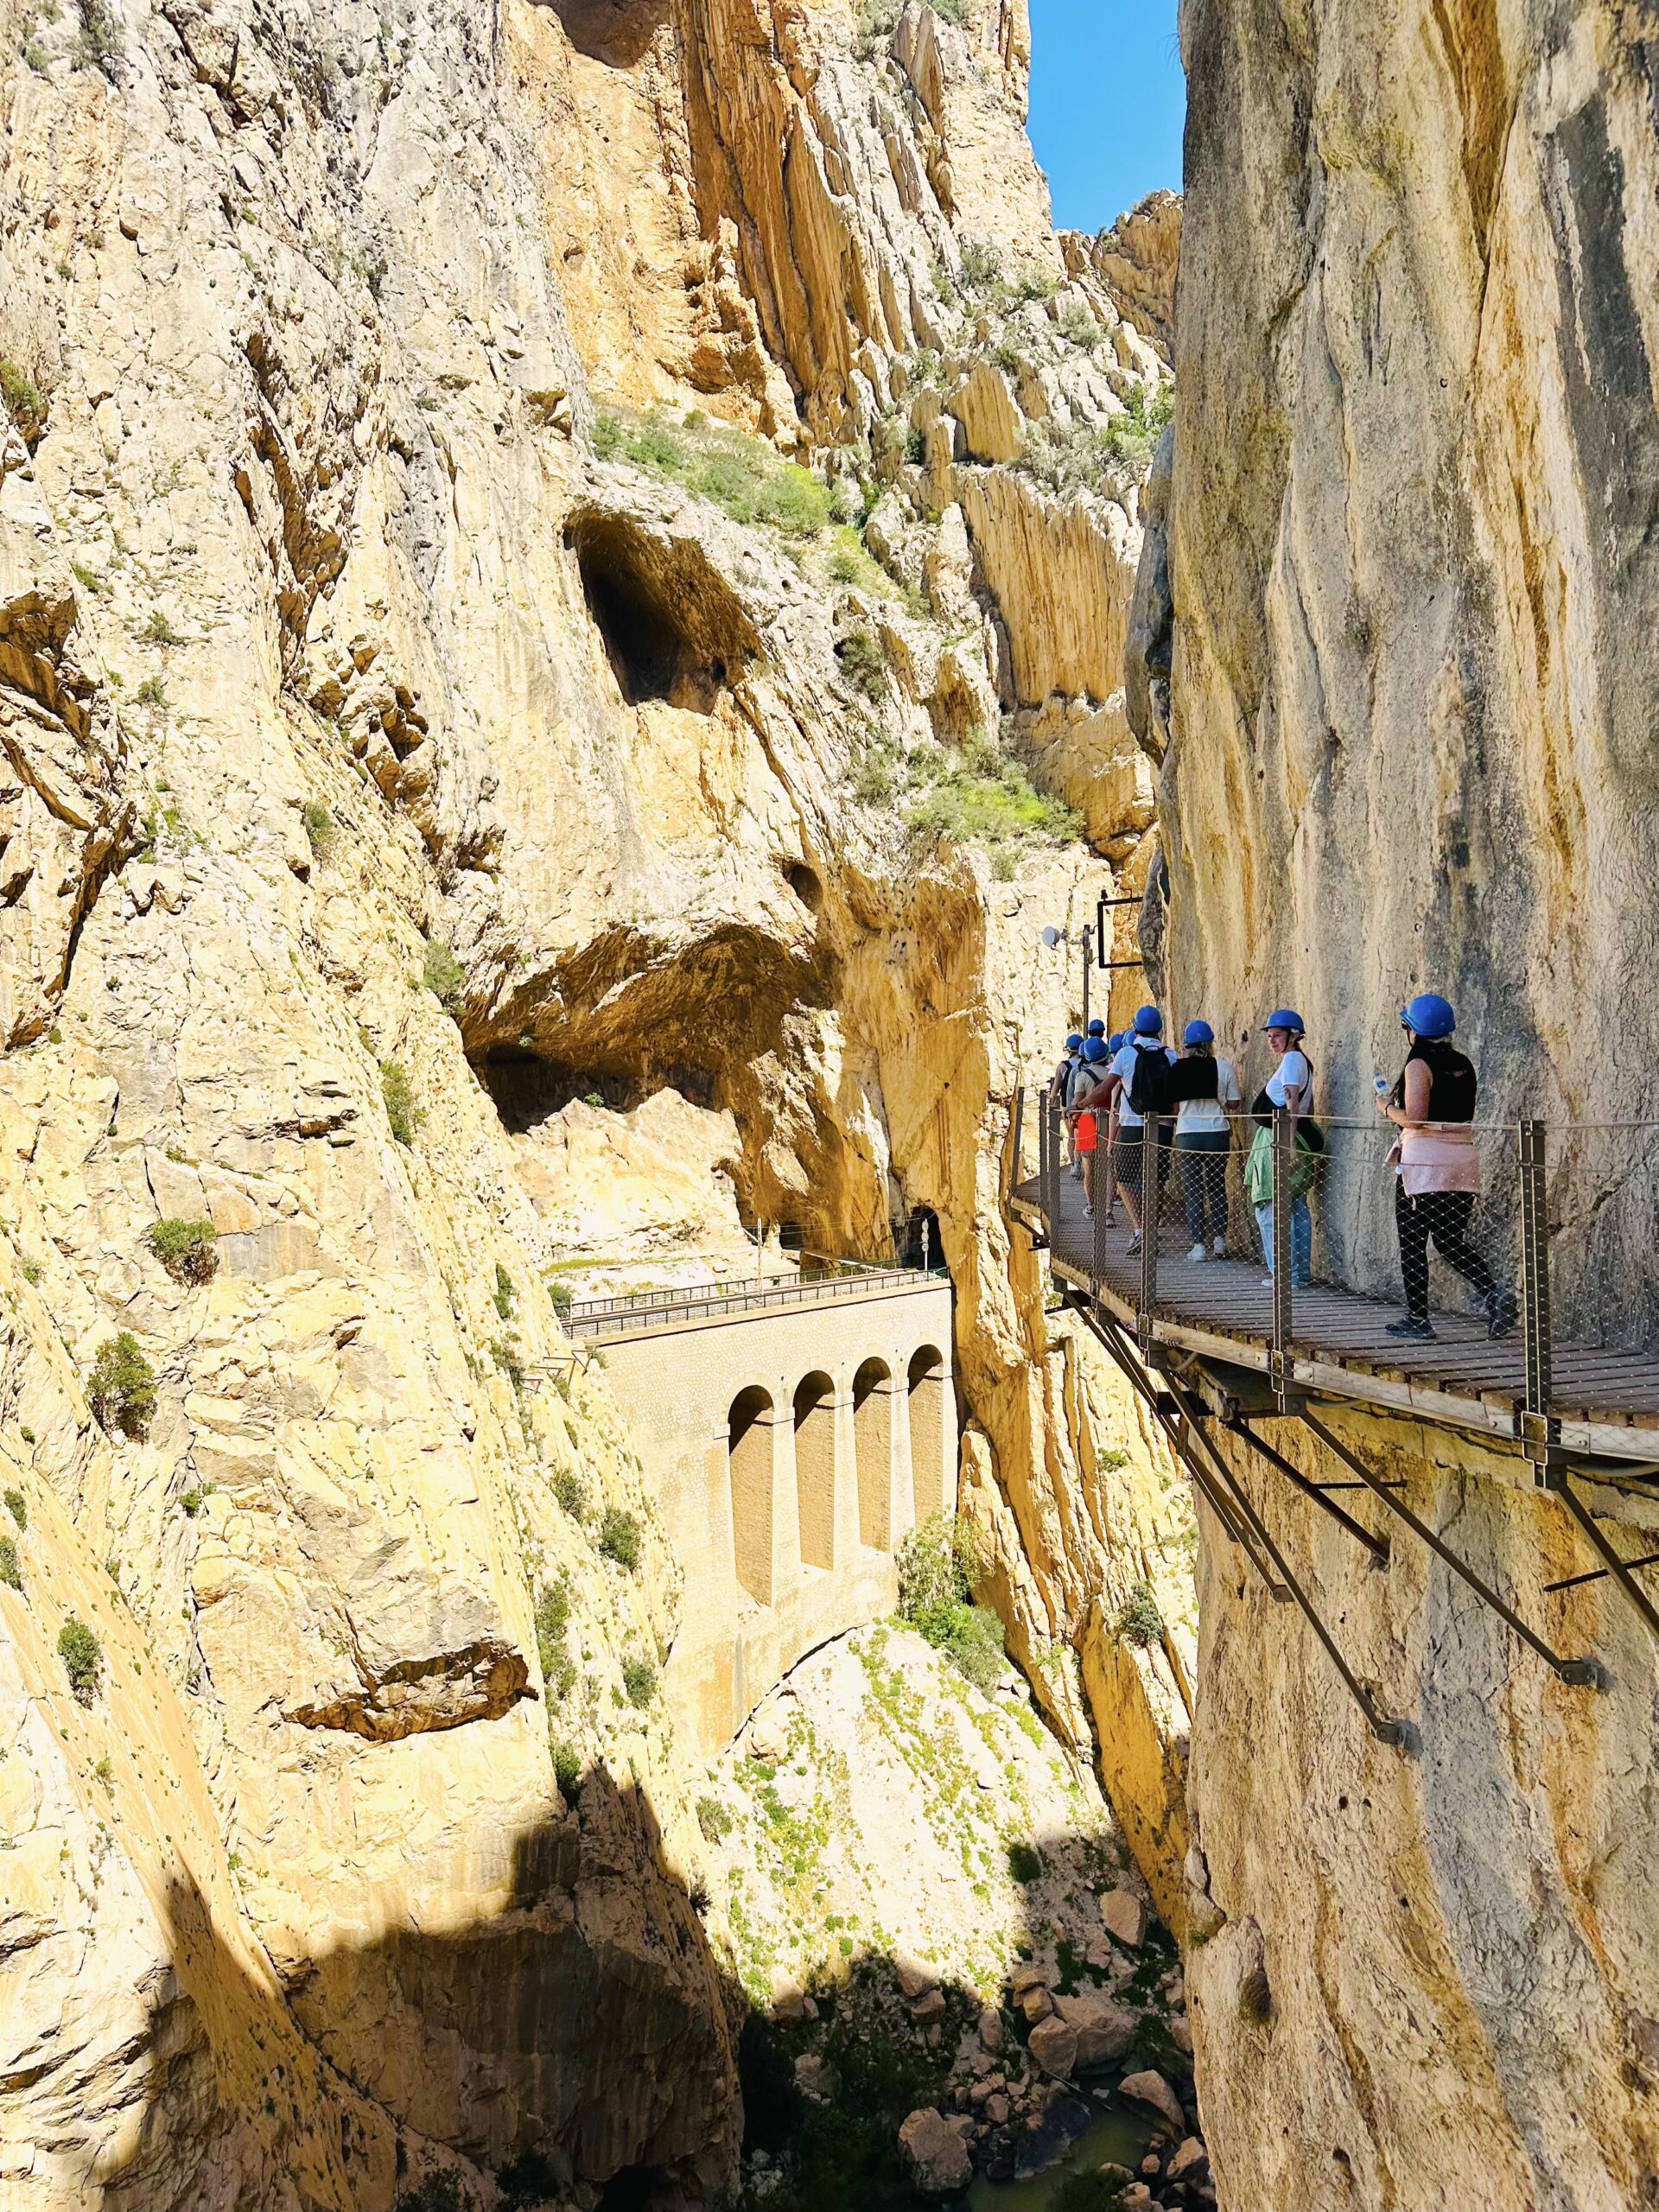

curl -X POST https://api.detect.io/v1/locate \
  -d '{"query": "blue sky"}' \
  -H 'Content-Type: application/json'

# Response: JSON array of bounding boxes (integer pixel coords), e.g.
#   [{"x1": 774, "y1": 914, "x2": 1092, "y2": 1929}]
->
[{"x1": 1027, "y1": 0, "x2": 1185, "y2": 234}]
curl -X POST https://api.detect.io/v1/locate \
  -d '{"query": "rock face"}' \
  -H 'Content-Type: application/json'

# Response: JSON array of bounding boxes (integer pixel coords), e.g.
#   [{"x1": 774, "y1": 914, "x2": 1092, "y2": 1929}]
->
[
  {"x1": 1138, "y1": 4, "x2": 1659, "y2": 2206},
  {"x1": 0, "y1": 0, "x2": 1192, "y2": 2204}
]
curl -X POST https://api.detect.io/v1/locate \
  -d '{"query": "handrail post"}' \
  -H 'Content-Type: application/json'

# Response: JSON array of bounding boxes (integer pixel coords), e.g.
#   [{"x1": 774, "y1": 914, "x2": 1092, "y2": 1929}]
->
[
  {"x1": 1046, "y1": 1085, "x2": 1060, "y2": 1227},
  {"x1": 1093, "y1": 1107, "x2": 1106, "y2": 1300},
  {"x1": 1039, "y1": 1084, "x2": 1052, "y2": 1221},
  {"x1": 1518, "y1": 1119, "x2": 1560, "y2": 1489},
  {"x1": 1272, "y1": 1107, "x2": 1294, "y2": 1410},
  {"x1": 1138, "y1": 1114, "x2": 1160, "y2": 1352},
  {"x1": 1009, "y1": 1085, "x2": 1026, "y2": 1201}
]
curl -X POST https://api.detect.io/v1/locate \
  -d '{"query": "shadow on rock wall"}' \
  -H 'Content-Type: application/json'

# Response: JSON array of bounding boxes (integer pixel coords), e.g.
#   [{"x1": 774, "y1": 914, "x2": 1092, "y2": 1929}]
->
[{"x1": 93, "y1": 1764, "x2": 741, "y2": 2212}]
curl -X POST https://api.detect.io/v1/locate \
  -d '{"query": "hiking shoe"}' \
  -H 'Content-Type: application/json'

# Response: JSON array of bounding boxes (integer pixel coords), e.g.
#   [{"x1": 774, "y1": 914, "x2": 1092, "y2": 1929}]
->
[
  {"x1": 1188, "y1": 1243, "x2": 1209, "y2": 1263},
  {"x1": 1487, "y1": 1288, "x2": 1519, "y2": 1340},
  {"x1": 1211, "y1": 1237, "x2": 1226, "y2": 1256},
  {"x1": 1126, "y1": 1233, "x2": 1143, "y2": 1255},
  {"x1": 1083, "y1": 1202, "x2": 1093, "y2": 1220},
  {"x1": 1386, "y1": 1317, "x2": 1436, "y2": 1340}
]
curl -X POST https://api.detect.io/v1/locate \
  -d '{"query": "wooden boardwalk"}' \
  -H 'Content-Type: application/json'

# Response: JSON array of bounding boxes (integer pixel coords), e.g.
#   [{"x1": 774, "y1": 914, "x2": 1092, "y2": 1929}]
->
[{"x1": 1014, "y1": 1169, "x2": 1659, "y2": 1465}]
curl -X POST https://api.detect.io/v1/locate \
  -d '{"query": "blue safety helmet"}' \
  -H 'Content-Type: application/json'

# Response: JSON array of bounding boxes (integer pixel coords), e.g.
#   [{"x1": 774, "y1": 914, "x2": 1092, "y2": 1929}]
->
[
  {"x1": 1082, "y1": 1038, "x2": 1110, "y2": 1064},
  {"x1": 1402, "y1": 992, "x2": 1456, "y2": 1039},
  {"x1": 1065, "y1": 1032, "x2": 1084, "y2": 1051},
  {"x1": 1132, "y1": 1005, "x2": 1164, "y2": 1037},
  {"x1": 1087, "y1": 1019, "x2": 1107, "y2": 1037},
  {"x1": 1109, "y1": 1032, "x2": 1124, "y2": 1052},
  {"x1": 1183, "y1": 1019, "x2": 1215, "y2": 1047},
  {"x1": 1262, "y1": 1008, "x2": 1306, "y2": 1035}
]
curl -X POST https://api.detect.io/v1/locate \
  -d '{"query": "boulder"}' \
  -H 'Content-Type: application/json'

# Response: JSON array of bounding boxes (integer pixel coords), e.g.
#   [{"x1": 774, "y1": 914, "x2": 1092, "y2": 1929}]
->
[
  {"x1": 1010, "y1": 1962, "x2": 1048, "y2": 1995},
  {"x1": 1020, "y1": 1984, "x2": 1054, "y2": 2023},
  {"x1": 909, "y1": 1987, "x2": 948, "y2": 2025},
  {"x1": 1055, "y1": 1990, "x2": 1137, "y2": 2068},
  {"x1": 898, "y1": 2108, "x2": 973, "y2": 2195},
  {"x1": 894, "y1": 1952, "x2": 938, "y2": 1999},
  {"x1": 1027, "y1": 2015, "x2": 1079, "y2": 2079},
  {"x1": 1120, "y1": 2069, "x2": 1185, "y2": 2132},
  {"x1": 768, "y1": 1967, "x2": 808, "y2": 2023},
  {"x1": 794, "y1": 2051, "x2": 840, "y2": 2104},
  {"x1": 747, "y1": 1699, "x2": 791, "y2": 1762},
  {"x1": 1167, "y1": 2137, "x2": 1210, "y2": 2182},
  {"x1": 977, "y1": 2007, "x2": 1005, "y2": 2052},
  {"x1": 1099, "y1": 1888, "x2": 1148, "y2": 1948}
]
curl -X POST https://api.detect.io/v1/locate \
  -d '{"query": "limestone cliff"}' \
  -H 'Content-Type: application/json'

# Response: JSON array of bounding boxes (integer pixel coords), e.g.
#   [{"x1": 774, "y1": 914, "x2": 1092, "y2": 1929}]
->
[
  {"x1": 1132, "y1": 2, "x2": 1659, "y2": 2206},
  {"x1": 0, "y1": 0, "x2": 1189, "y2": 2204}
]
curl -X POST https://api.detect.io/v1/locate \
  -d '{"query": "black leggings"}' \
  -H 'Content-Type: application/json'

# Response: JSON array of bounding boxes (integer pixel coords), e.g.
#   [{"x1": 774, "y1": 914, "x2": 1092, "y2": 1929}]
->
[{"x1": 1395, "y1": 1184, "x2": 1496, "y2": 1322}]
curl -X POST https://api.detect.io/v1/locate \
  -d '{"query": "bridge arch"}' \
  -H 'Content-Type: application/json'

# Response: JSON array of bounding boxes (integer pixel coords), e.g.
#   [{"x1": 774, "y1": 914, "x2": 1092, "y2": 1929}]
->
[
  {"x1": 728, "y1": 1384, "x2": 776, "y2": 1605},
  {"x1": 793, "y1": 1370, "x2": 838, "y2": 1571},
  {"x1": 853, "y1": 1357, "x2": 894, "y2": 1552},
  {"x1": 907, "y1": 1344, "x2": 949, "y2": 1524}
]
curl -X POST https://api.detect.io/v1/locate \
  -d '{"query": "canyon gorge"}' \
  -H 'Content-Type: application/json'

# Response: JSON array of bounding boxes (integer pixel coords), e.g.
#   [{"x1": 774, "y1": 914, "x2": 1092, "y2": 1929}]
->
[{"x1": 0, "y1": 0, "x2": 1653, "y2": 2209}]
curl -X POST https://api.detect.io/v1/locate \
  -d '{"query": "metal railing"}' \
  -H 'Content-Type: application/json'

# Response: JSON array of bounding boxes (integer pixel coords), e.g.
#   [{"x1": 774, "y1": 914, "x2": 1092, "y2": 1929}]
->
[
  {"x1": 1021, "y1": 1083, "x2": 1659, "y2": 1482},
  {"x1": 564, "y1": 1263, "x2": 949, "y2": 1339}
]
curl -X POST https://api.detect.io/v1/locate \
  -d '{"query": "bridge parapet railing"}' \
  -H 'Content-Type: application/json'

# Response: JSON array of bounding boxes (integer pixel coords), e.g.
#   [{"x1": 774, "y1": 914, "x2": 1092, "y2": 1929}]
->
[
  {"x1": 565, "y1": 1264, "x2": 949, "y2": 1338},
  {"x1": 1022, "y1": 1083, "x2": 1659, "y2": 1472}
]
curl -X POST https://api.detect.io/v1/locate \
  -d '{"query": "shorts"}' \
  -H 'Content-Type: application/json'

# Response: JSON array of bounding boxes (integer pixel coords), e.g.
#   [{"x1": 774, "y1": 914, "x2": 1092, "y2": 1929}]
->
[
  {"x1": 1074, "y1": 1112, "x2": 1098, "y2": 1155},
  {"x1": 1113, "y1": 1126, "x2": 1144, "y2": 1185}
]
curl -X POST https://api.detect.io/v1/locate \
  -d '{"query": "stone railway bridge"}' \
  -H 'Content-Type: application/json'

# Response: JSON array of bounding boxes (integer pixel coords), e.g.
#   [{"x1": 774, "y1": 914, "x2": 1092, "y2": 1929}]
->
[{"x1": 573, "y1": 1270, "x2": 957, "y2": 1755}]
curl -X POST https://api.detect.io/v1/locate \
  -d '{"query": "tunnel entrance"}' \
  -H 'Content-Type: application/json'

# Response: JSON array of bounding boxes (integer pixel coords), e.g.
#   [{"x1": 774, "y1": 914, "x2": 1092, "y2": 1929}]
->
[{"x1": 565, "y1": 507, "x2": 760, "y2": 713}]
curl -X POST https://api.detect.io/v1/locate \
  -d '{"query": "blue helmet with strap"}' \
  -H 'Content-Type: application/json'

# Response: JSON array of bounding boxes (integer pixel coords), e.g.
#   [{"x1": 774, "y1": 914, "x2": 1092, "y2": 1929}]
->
[
  {"x1": 1262, "y1": 1008, "x2": 1305, "y2": 1035},
  {"x1": 1082, "y1": 1038, "x2": 1109, "y2": 1064},
  {"x1": 1065, "y1": 1032, "x2": 1084, "y2": 1051},
  {"x1": 1183, "y1": 1019, "x2": 1214, "y2": 1046},
  {"x1": 1402, "y1": 992, "x2": 1456, "y2": 1039}
]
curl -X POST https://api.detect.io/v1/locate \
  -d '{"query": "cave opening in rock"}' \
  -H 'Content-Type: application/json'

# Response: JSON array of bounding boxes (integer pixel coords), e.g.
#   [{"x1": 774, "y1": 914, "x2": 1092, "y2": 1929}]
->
[
  {"x1": 595, "y1": 2164, "x2": 679, "y2": 2212},
  {"x1": 474, "y1": 1052, "x2": 715, "y2": 1135},
  {"x1": 548, "y1": 0, "x2": 671, "y2": 68},
  {"x1": 565, "y1": 508, "x2": 759, "y2": 714},
  {"x1": 785, "y1": 860, "x2": 822, "y2": 912}
]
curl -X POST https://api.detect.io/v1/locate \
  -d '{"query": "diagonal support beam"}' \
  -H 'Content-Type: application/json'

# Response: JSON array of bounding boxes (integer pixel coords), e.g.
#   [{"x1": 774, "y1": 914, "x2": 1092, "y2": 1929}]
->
[
  {"x1": 1555, "y1": 1478, "x2": 1659, "y2": 1645},
  {"x1": 1300, "y1": 1413, "x2": 1604, "y2": 1688},
  {"x1": 1166, "y1": 1385, "x2": 1412, "y2": 1746},
  {"x1": 1229, "y1": 1419, "x2": 1390, "y2": 1566},
  {"x1": 1076, "y1": 1301, "x2": 1287, "y2": 1596},
  {"x1": 1545, "y1": 1544, "x2": 1659, "y2": 1595}
]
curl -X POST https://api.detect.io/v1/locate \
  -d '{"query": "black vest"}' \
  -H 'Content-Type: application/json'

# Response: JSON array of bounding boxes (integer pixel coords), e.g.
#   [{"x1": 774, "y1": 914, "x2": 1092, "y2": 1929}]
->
[{"x1": 1395, "y1": 1038, "x2": 1478, "y2": 1122}]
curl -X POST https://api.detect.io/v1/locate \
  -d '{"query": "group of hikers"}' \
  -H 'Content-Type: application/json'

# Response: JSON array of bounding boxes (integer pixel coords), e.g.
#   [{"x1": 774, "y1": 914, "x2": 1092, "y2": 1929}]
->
[{"x1": 1052, "y1": 996, "x2": 1518, "y2": 1342}]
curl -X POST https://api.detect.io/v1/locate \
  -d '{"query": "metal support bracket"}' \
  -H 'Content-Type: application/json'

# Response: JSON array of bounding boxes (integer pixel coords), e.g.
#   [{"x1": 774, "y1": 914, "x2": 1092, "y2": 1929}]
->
[
  {"x1": 1229, "y1": 1419, "x2": 1391, "y2": 1567},
  {"x1": 1555, "y1": 1477, "x2": 1659, "y2": 1646},
  {"x1": 1301, "y1": 1413, "x2": 1604, "y2": 1688},
  {"x1": 1166, "y1": 1387, "x2": 1412, "y2": 1746}
]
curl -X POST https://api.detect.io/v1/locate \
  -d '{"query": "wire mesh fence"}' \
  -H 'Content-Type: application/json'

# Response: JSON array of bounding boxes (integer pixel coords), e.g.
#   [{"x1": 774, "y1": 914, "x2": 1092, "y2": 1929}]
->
[{"x1": 1019, "y1": 1083, "x2": 1659, "y2": 1446}]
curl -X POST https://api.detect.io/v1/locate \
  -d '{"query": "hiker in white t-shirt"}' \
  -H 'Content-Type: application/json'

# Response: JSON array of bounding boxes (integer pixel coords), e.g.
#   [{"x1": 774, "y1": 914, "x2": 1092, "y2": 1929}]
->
[
  {"x1": 1089, "y1": 1006, "x2": 1177, "y2": 1255},
  {"x1": 1253, "y1": 1008, "x2": 1314, "y2": 1283},
  {"x1": 1173, "y1": 1020, "x2": 1241, "y2": 1260}
]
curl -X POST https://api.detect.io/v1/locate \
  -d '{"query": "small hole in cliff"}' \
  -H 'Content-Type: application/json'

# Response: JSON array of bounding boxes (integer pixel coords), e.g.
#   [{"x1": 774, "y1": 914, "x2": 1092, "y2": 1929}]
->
[
  {"x1": 566, "y1": 507, "x2": 759, "y2": 714},
  {"x1": 1239, "y1": 1963, "x2": 1274, "y2": 2025},
  {"x1": 549, "y1": 0, "x2": 671, "y2": 67},
  {"x1": 785, "y1": 861, "x2": 822, "y2": 913}
]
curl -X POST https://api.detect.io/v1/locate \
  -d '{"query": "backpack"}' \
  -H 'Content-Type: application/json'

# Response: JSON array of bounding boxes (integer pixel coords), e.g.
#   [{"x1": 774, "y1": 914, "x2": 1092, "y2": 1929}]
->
[
  {"x1": 1126, "y1": 1041, "x2": 1178, "y2": 1117},
  {"x1": 1165, "y1": 1056, "x2": 1222, "y2": 1106}
]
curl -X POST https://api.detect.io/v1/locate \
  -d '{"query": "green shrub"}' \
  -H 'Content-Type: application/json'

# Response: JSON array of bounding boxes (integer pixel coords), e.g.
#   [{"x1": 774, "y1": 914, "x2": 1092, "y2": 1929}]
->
[
  {"x1": 1056, "y1": 302, "x2": 1103, "y2": 352},
  {"x1": 548, "y1": 1279, "x2": 575, "y2": 1324},
  {"x1": 180, "y1": 1484, "x2": 208, "y2": 1516},
  {"x1": 904, "y1": 736, "x2": 1084, "y2": 857},
  {"x1": 88, "y1": 1332, "x2": 156, "y2": 1438},
  {"x1": 302, "y1": 798, "x2": 335, "y2": 864},
  {"x1": 381, "y1": 1060, "x2": 419, "y2": 1145},
  {"x1": 1116, "y1": 1579, "x2": 1165, "y2": 1649},
  {"x1": 593, "y1": 405, "x2": 835, "y2": 540},
  {"x1": 422, "y1": 940, "x2": 465, "y2": 1008},
  {"x1": 759, "y1": 463, "x2": 834, "y2": 537},
  {"x1": 490, "y1": 1338, "x2": 525, "y2": 1393},
  {"x1": 1007, "y1": 1839, "x2": 1043, "y2": 1885},
  {"x1": 139, "y1": 609, "x2": 186, "y2": 646},
  {"x1": 0, "y1": 1535, "x2": 21, "y2": 1592},
  {"x1": 855, "y1": 0, "x2": 964, "y2": 59},
  {"x1": 0, "y1": 359, "x2": 42, "y2": 432},
  {"x1": 136, "y1": 677, "x2": 168, "y2": 709},
  {"x1": 590, "y1": 411, "x2": 625, "y2": 460},
  {"x1": 599, "y1": 1507, "x2": 641, "y2": 1572},
  {"x1": 621, "y1": 1656, "x2": 657, "y2": 1707},
  {"x1": 393, "y1": 2176, "x2": 472, "y2": 2212},
  {"x1": 1053, "y1": 2171, "x2": 1127, "y2": 2212},
  {"x1": 930, "y1": 1600, "x2": 1007, "y2": 1692},
  {"x1": 73, "y1": 0, "x2": 123, "y2": 75},
  {"x1": 838, "y1": 631, "x2": 888, "y2": 703},
  {"x1": 59, "y1": 1616, "x2": 101, "y2": 1701},
  {"x1": 3, "y1": 1487, "x2": 25, "y2": 1530},
  {"x1": 493, "y1": 1262, "x2": 515, "y2": 1319},
  {"x1": 534, "y1": 1577, "x2": 577, "y2": 1697},
  {"x1": 551, "y1": 1739, "x2": 582, "y2": 1808},
  {"x1": 898, "y1": 1511, "x2": 986, "y2": 1621},
  {"x1": 552, "y1": 1464, "x2": 588, "y2": 1520},
  {"x1": 697, "y1": 1795, "x2": 734, "y2": 1844},
  {"x1": 145, "y1": 1217, "x2": 219, "y2": 1284}
]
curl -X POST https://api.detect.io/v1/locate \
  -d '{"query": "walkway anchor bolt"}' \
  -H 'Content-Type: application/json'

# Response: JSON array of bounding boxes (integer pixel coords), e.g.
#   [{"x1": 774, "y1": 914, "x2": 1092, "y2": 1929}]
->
[
  {"x1": 1554, "y1": 1656, "x2": 1608, "y2": 1691},
  {"x1": 1371, "y1": 1716, "x2": 1418, "y2": 1752}
]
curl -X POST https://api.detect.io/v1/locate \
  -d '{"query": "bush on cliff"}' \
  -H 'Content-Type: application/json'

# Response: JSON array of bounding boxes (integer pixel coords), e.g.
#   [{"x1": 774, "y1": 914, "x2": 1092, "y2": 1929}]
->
[
  {"x1": 88, "y1": 1332, "x2": 156, "y2": 1438},
  {"x1": 897, "y1": 1514, "x2": 1007, "y2": 1692},
  {"x1": 145, "y1": 1217, "x2": 219, "y2": 1285},
  {"x1": 59, "y1": 1617, "x2": 102, "y2": 1702}
]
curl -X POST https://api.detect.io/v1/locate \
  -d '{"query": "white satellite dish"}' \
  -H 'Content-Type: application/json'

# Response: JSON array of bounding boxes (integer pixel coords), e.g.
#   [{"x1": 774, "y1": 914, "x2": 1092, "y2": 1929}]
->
[{"x1": 1039, "y1": 925, "x2": 1064, "y2": 950}]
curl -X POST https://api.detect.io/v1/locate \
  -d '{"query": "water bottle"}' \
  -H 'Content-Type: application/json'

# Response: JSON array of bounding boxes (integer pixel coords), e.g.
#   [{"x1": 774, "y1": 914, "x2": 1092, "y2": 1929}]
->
[{"x1": 1373, "y1": 1070, "x2": 1390, "y2": 1097}]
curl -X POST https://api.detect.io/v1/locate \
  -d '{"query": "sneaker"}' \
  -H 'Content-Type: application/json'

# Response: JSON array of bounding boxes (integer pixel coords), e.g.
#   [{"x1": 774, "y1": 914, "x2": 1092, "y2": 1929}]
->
[
  {"x1": 1083, "y1": 1202, "x2": 1093, "y2": 1219},
  {"x1": 1261, "y1": 1275, "x2": 1275, "y2": 1287},
  {"x1": 1386, "y1": 1317, "x2": 1436, "y2": 1340},
  {"x1": 1126, "y1": 1233, "x2": 1143, "y2": 1256},
  {"x1": 1487, "y1": 1288, "x2": 1519, "y2": 1340},
  {"x1": 1187, "y1": 1243, "x2": 1209, "y2": 1263},
  {"x1": 1211, "y1": 1237, "x2": 1226, "y2": 1256}
]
